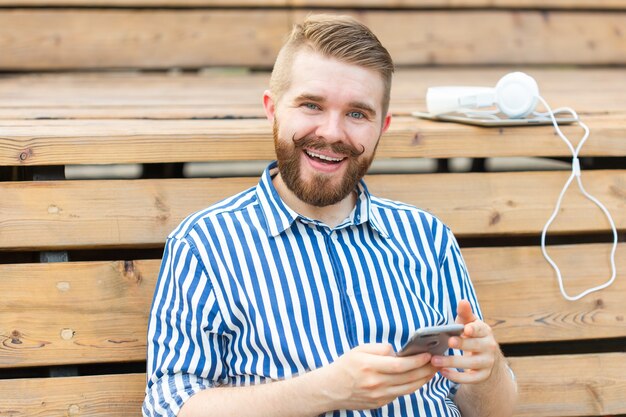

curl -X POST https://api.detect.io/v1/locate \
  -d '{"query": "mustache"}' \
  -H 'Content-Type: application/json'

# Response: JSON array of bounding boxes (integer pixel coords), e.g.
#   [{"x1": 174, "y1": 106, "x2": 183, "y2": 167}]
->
[{"x1": 292, "y1": 133, "x2": 365, "y2": 157}]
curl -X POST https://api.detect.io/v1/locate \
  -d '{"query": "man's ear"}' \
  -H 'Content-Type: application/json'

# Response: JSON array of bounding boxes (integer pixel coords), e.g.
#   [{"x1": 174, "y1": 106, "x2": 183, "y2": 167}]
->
[
  {"x1": 263, "y1": 90, "x2": 276, "y2": 122},
  {"x1": 381, "y1": 112, "x2": 392, "y2": 134}
]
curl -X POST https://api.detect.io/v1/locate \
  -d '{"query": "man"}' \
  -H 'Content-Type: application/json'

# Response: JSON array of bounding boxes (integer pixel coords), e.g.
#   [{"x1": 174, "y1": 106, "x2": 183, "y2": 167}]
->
[{"x1": 144, "y1": 14, "x2": 517, "y2": 417}]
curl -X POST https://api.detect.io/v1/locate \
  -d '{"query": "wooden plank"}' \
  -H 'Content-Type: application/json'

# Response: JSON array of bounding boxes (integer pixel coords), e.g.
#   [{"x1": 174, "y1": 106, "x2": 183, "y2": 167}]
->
[
  {"x1": 1, "y1": 115, "x2": 625, "y2": 166},
  {"x1": 392, "y1": 68, "x2": 626, "y2": 118},
  {"x1": 0, "y1": 354, "x2": 624, "y2": 417},
  {"x1": 294, "y1": 0, "x2": 626, "y2": 7},
  {"x1": 0, "y1": 10, "x2": 625, "y2": 70},
  {"x1": 509, "y1": 353, "x2": 626, "y2": 417},
  {"x1": 466, "y1": 244, "x2": 626, "y2": 344},
  {"x1": 1, "y1": 170, "x2": 624, "y2": 250},
  {"x1": 0, "y1": 373, "x2": 146, "y2": 416},
  {"x1": 304, "y1": 10, "x2": 626, "y2": 66},
  {"x1": 0, "y1": 244, "x2": 623, "y2": 367},
  {"x1": 0, "y1": 70, "x2": 272, "y2": 120},
  {"x1": 366, "y1": 170, "x2": 626, "y2": 237},
  {"x1": 0, "y1": 9, "x2": 290, "y2": 70},
  {"x1": 0, "y1": 0, "x2": 623, "y2": 9},
  {"x1": 0, "y1": 261, "x2": 157, "y2": 367},
  {"x1": 0, "y1": 0, "x2": 289, "y2": 4},
  {"x1": 1, "y1": 68, "x2": 625, "y2": 120}
]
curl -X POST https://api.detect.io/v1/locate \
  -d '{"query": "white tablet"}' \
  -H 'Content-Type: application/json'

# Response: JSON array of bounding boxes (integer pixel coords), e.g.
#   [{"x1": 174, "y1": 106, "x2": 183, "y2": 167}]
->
[{"x1": 412, "y1": 111, "x2": 578, "y2": 127}]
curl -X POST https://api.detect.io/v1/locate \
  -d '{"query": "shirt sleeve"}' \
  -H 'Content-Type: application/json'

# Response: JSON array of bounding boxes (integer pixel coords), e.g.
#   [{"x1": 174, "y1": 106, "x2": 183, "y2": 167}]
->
[
  {"x1": 439, "y1": 226, "x2": 483, "y2": 323},
  {"x1": 143, "y1": 236, "x2": 227, "y2": 417},
  {"x1": 438, "y1": 226, "x2": 483, "y2": 396}
]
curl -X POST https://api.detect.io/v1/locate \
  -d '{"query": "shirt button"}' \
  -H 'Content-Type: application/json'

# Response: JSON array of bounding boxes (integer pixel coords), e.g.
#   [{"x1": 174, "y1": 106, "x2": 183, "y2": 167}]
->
[{"x1": 346, "y1": 288, "x2": 355, "y2": 297}]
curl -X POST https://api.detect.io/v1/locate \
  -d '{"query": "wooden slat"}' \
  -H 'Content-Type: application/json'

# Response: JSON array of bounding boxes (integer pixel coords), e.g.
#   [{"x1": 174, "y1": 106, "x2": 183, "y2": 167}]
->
[
  {"x1": 1, "y1": 244, "x2": 623, "y2": 367},
  {"x1": 0, "y1": 68, "x2": 625, "y2": 119},
  {"x1": 366, "y1": 170, "x2": 626, "y2": 237},
  {"x1": 0, "y1": 373, "x2": 146, "y2": 416},
  {"x1": 392, "y1": 68, "x2": 626, "y2": 118},
  {"x1": 0, "y1": 0, "x2": 624, "y2": 8},
  {"x1": 0, "y1": 354, "x2": 624, "y2": 416},
  {"x1": 466, "y1": 243, "x2": 626, "y2": 344},
  {"x1": 0, "y1": 260, "x2": 157, "y2": 367},
  {"x1": 0, "y1": 70, "x2": 271, "y2": 120},
  {"x1": 1, "y1": 115, "x2": 625, "y2": 166},
  {"x1": 1, "y1": 170, "x2": 624, "y2": 250},
  {"x1": 0, "y1": 9, "x2": 290, "y2": 70},
  {"x1": 1, "y1": 10, "x2": 625, "y2": 70},
  {"x1": 306, "y1": 10, "x2": 626, "y2": 66},
  {"x1": 510, "y1": 353, "x2": 626, "y2": 417},
  {"x1": 295, "y1": 0, "x2": 626, "y2": 7},
  {"x1": 0, "y1": 0, "x2": 290, "y2": 4}
]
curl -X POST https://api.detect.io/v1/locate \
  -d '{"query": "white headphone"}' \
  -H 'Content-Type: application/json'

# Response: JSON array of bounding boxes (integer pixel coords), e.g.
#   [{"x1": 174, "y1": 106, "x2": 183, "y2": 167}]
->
[
  {"x1": 426, "y1": 72, "x2": 539, "y2": 118},
  {"x1": 426, "y1": 71, "x2": 618, "y2": 301}
]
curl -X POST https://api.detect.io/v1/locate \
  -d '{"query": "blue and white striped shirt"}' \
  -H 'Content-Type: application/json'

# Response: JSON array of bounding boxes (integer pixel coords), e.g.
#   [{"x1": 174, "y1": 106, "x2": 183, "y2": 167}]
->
[{"x1": 144, "y1": 161, "x2": 482, "y2": 417}]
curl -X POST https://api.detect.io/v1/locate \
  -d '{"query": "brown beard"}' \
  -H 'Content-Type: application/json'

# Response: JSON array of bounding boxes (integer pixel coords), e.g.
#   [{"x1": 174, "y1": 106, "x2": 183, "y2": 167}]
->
[{"x1": 273, "y1": 119, "x2": 378, "y2": 207}]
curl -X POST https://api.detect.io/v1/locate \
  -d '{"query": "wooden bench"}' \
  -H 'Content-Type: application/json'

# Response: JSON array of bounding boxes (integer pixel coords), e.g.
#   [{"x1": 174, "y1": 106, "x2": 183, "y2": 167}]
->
[{"x1": 1, "y1": 1, "x2": 625, "y2": 416}]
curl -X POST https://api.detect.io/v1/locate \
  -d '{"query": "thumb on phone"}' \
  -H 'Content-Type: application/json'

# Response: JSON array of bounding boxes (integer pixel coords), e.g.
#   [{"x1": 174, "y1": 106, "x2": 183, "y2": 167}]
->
[{"x1": 455, "y1": 300, "x2": 477, "y2": 326}]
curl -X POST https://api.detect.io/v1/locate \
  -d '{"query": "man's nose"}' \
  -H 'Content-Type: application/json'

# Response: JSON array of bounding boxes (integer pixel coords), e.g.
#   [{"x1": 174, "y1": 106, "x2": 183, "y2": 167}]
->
[{"x1": 315, "y1": 112, "x2": 346, "y2": 142}]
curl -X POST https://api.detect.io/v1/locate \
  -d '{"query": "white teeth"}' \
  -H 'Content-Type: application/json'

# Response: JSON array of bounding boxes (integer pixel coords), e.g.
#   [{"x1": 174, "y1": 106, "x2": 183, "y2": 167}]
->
[{"x1": 305, "y1": 150, "x2": 344, "y2": 162}]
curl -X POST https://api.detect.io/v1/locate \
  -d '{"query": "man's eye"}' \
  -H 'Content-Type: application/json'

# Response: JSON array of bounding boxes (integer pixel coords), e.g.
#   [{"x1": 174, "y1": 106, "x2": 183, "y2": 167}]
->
[
  {"x1": 349, "y1": 111, "x2": 365, "y2": 119},
  {"x1": 304, "y1": 103, "x2": 319, "y2": 110}
]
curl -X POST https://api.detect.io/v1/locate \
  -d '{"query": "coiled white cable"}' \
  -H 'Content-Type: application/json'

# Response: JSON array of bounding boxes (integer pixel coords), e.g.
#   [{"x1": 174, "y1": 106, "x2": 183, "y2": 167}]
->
[{"x1": 536, "y1": 95, "x2": 618, "y2": 301}]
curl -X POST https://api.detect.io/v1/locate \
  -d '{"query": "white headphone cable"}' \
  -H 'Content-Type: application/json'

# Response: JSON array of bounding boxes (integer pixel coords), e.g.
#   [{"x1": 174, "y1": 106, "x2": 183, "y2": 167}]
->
[{"x1": 536, "y1": 95, "x2": 618, "y2": 301}]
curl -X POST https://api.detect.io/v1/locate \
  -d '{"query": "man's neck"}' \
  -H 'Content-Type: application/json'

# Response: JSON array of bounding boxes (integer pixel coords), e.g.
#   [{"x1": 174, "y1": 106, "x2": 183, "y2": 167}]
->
[{"x1": 272, "y1": 173, "x2": 357, "y2": 229}]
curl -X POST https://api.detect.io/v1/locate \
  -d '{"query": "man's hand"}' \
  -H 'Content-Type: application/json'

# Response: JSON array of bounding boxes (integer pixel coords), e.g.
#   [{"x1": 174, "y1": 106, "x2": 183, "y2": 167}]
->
[
  {"x1": 315, "y1": 343, "x2": 437, "y2": 411},
  {"x1": 430, "y1": 300, "x2": 499, "y2": 383}
]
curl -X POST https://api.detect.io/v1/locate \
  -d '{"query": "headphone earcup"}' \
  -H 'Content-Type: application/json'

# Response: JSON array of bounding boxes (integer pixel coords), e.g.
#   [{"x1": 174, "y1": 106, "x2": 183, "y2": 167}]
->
[{"x1": 495, "y1": 72, "x2": 539, "y2": 118}]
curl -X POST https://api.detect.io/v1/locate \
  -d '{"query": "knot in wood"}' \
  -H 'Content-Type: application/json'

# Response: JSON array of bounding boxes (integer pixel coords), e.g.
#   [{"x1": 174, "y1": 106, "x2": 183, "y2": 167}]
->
[
  {"x1": 61, "y1": 328, "x2": 75, "y2": 340},
  {"x1": 124, "y1": 260, "x2": 143, "y2": 284},
  {"x1": 68, "y1": 404, "x2": 80, "y2": 416},
  {"x1": 19, "y1": 149, "x2": 32, "y2": 162},
  {"x1": 10, "y1": 330, "x2": 22, "y2": 344}
]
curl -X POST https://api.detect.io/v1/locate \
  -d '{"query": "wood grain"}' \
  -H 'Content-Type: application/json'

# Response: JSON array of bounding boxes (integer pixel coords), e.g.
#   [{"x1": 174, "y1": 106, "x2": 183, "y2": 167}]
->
[
  {"x1": 300, "y1": 10, "x2": 626, "y2": 66},
  {"x1": 294, "y1": 0, "x2": 626, "y2": 7},
  {"x1": 0, "y1": 246, "x2": 623, "y2": 367},
  {"x1": 0, "y1": 0, "x2": 623, "y2": 8},
  {"x1": 1, "y1": 115, "x2": 625, "y2": 166},
  {"x1": 0, "y1": 373, "x2": 146, "y2": 416},
  {"x1": 1, "y1": 68, "x2": 624, "y2": 120},
  {"x1": 1, "y1": 170, "x2": 624, "y2": 250},
  {"x1": 0, "y1": 261, "x2": 157, "y2": 367},
  {"x1": 0, "y1": 10, "x2": 625, "y2": 69},
  {"x1": 0, "y1": 9, "x2": 290, "y2": 70},
  {"x1": 0, "y1": 354, "x2": 624, "y2": 416},
  {"x1": 510, "y1": 353, "x2": 626, "y2": 416},
  {"x1": 465, "y1": 244, "x2": 626, "y2": 344}
]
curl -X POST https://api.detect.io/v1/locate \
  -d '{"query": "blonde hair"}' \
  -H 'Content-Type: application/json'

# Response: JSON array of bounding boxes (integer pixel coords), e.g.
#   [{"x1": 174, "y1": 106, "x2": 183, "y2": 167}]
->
[{"x1": 270, "y1": 14, "x2": 394, "y2": 117}]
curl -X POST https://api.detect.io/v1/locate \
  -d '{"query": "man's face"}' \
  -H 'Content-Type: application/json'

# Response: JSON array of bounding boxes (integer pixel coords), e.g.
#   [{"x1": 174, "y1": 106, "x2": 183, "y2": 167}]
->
[{"x1": 265, "y1": 50, "x2": 391, "y2": 207}]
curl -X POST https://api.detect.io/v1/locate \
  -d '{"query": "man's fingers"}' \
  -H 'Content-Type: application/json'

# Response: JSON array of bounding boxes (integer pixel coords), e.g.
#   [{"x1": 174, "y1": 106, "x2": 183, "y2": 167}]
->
[
  {"x1": 440, "y1": 368, "x2": 491, "y2": 384},
  {"x1": 386, "y1": 364, "x2": 438, "y2": 386},
  {"x1": 386, "y1": 373, "x2": 437, "y2": 398},
  {"x1": 375, "y1": 353, "x2": 432, "y2": 374},
  {"x1": 448, "y1": 336, "x2": 489, "y2": 353},
  {"x1": 455, "y1": 300, "x2": 477, "y2": 325},
  {"x1": 354, "y1": 343, "x2": 396, "y2": 356},
  {"x1": 432, "y1": 353, "x2": 494, "y2": 371}
]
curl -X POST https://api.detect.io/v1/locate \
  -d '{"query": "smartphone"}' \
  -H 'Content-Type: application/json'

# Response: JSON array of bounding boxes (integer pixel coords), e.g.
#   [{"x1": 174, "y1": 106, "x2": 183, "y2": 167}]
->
[{"x1": 397, "y1": 324, "x2": 465, "y2": 357}]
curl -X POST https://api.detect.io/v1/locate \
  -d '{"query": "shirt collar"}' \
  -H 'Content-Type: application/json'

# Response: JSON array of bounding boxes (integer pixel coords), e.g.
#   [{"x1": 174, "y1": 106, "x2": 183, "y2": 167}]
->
[{"x1": 256, "y1": 161, "x2": 390, "y2": 239}]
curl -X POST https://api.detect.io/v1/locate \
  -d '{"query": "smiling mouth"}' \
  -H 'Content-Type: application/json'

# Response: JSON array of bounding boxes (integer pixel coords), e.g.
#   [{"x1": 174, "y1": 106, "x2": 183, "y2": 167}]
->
[{"x1": 304, "y1": 149, "x2": 346, "y2": 164}]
